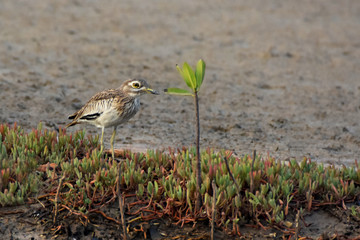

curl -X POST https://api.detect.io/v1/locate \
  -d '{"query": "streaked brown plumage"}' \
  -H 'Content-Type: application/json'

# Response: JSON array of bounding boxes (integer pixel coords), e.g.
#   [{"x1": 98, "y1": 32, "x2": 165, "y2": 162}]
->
[{"x1": 65, "y1": 78, "x2": 159, "y2": 159}]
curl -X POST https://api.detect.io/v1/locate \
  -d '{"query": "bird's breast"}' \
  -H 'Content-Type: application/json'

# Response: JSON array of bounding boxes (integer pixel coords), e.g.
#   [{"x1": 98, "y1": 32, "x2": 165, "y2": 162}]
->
[{"x1": 96, "y1": 98, "x2": 140, "y2": 128}]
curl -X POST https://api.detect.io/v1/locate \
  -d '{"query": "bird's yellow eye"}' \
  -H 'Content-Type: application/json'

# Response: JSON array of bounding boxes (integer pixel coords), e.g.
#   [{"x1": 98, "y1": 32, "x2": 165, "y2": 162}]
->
[{"x1": 132, "y1": 82, "x2": 140, "y2": 88}]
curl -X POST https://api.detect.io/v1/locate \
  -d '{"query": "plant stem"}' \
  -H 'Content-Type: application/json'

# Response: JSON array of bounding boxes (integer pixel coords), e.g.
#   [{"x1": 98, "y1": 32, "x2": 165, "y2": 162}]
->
[
  {"x1": 211, "y1": 180, "x2": 216, "y2": 240},
  {"x1": 250, "y1": 150, "x2": 256, "y2": 193},
  {"x1": 223, "y1": 155, "x2": 240, "y2": 193},
  {"x1": 194, "y1": 91, "x2": 202, "y2": 210},
  {"x1": 117, "y1": 162, "x2": 127, "y2": 240},
  {"x1": 53, "y1": 173, "x2": 66, "y2": 224},
  {"x1": 294, "y1": 209, "x2": 300, "y2": 239}
]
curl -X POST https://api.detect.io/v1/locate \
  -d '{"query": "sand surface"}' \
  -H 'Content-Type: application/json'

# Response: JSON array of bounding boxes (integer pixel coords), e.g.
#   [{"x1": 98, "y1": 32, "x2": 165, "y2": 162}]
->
[{"x1": 1, "y1": 0, "x2": 360, "y2": 166}]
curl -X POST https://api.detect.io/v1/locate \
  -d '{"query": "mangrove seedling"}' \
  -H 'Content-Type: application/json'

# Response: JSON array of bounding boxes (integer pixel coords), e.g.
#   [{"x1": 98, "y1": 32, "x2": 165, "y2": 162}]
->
[{"x1": 164, "y1": 59, "x2": 206, "y2": 211}]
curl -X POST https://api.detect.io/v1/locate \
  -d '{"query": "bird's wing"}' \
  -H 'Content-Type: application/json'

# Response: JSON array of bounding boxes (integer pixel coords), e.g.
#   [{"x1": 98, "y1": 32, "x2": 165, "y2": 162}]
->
[{"x1": 67, "y1": 89, "x2": 124, "y2": 125}]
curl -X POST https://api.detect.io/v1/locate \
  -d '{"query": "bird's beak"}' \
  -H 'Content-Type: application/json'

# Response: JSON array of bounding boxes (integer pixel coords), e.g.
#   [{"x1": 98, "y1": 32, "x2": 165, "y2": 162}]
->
[{"x1": 145, "y1": 88, "x2": 159, "y2": 95}]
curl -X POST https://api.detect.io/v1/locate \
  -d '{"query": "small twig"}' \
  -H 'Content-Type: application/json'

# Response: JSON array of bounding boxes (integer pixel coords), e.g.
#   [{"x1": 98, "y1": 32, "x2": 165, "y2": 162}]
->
[
  {"x1": 250, "y1": 150, "x2": 256, "y2": 194},
  {"x1": 294, "y1": 209, "x2": 300, "y2": 240},
  {"x1": 53, "y1": 173, "x2": 66, "y2": 224},
  {"x1": 35, "y1": 197, "x2": 46, "y2": 209},
  {"x1": 37, "y1": 193, "x2": 56, "y2": 199},
  {"x1": 211, "y1": 180, "x2": 216, "y2": 240},
  {"x1": 128, "y1": 197, "x2": 153, "y2": 215},
  {"x1": 88, "y1": 209, "x2": 121, "y2": 224},
  {"x1": 117, "y1": 161, "x2": 127, "y2": 240},
  {"x1": 223, "y1": 154, "x2": 240, "y2": 193},
  {"x1": 58, "y1": 204, "x2": 90, "y2": 223},
  {"x1": 128, "y1": 216, "x2": 142, "y2": 223},
  {"x1": 0, "y1": 170, "x2": 2, "y2": 193},
  {"x1": 255, "y1": 219, "x2": 270, "y2": 231},
  {"x1": 0, "y1": 210, "x2": 25, "y2": 216}
]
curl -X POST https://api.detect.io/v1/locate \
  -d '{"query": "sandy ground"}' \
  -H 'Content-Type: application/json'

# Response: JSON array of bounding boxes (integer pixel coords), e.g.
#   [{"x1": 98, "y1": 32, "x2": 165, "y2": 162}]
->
[{"x1": 1, "y1": 1, "x2": 360, "y2": 164}]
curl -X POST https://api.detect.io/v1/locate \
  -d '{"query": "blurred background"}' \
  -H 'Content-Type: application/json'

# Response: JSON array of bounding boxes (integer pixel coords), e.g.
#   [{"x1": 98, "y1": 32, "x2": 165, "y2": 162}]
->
[{"x1": 0, "y1": 0, "x2": 359, "y2": 165}]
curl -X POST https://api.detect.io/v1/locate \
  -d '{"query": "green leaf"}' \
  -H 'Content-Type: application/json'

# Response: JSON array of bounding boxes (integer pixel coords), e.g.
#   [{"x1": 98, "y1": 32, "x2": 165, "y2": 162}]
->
[
  {"x1": 164, "y1": 88, "x2": 194, "y2": 96},
  {"x1": 182, "y1": 62, "x2": 196, "y2": 90},
  {"x1": 176, "y1": 64, "x2": 193, "y2": 89},
  {"x1": 147, "y1": 182, "x2": 154, "y2": 195},
  {"x1": 195, "y1": 59, "x2": 205, "y2": 90}
]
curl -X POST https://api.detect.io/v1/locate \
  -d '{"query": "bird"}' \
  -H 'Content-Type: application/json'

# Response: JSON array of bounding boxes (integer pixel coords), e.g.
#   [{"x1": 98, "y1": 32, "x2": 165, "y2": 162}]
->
[{"x1": 65, "y1": 78, "x2": 159, "y2": 159}]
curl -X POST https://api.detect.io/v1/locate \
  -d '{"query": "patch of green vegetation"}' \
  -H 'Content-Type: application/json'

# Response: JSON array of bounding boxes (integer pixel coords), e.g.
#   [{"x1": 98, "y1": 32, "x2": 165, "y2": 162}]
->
[
  {"x1": 0, "y1": 122, "x2": 99, "y2": 206},
  {"x1": 0, "y1": 123, "x2": 359, "y2": 236}
]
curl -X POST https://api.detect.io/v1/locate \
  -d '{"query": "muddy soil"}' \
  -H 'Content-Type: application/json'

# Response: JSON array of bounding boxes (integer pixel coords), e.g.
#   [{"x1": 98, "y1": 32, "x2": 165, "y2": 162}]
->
[
  {"x1": 1, "y1": 202, "x2": 360, "y2": 240},
  {"x1": 1, "y1": 0, "x2": 360, "y2": 239}
]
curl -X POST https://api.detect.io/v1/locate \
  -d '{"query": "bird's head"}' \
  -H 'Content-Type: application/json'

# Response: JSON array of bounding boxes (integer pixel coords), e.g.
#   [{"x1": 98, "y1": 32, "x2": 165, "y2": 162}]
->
[{"x1": 121, "y1": 78, "x2": 159, "y2": 97}]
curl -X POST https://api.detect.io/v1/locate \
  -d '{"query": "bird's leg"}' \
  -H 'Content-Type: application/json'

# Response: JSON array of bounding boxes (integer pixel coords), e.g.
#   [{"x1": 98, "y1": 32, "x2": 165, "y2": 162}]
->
[
  {"x1": 110, "y1": 126, "x2": 117, "y2": 160},
  {"x1": 100, "y1": 126, "x2": 105, "y2": 152}
]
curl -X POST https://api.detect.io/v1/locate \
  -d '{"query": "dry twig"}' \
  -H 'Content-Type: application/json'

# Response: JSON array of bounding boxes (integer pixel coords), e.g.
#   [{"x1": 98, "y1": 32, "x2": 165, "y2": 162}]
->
[
  {"x1": 250, "y1": 150, "x2": 256, "y2": 193},
  {"x1": 211, "y1": 180, "x2": 216, "y2": 240},
  {"x1": 53, "y1": 173, "x2": 66, "y2": 224},
  {"x1": 294, "y1": 209, "x2": 300, "y2": 240},
  {"x1": 222, "y1": 151, "x2": 240, "y2": 193},
  {"x1": 117, "y1": 161, "x2": 127, "y2": 240}
]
